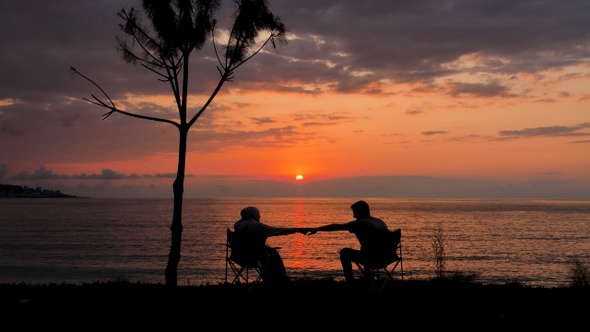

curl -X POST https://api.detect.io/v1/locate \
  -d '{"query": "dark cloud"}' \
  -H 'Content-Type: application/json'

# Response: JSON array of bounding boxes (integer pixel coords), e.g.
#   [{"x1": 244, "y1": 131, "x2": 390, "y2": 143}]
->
[
  {"x1": 447, "y1": 82, "x2": 511, "y2": 98},
  {"x1": 2, "y1": 0, "x2": 589, "y2": 101},
  {"x1": 264, "y1": 0, "x2": 590, "y2": 91},
  {"x1": 422, "y1": 131, "x2": 449, "y2": 136},
  {"x1": 498, "y1": 123, "x2": 590, "y2": 138},
  {"x1": 250, "y1": 117, "x2": 275, "y2": 125},
  {"x1": 12, "y1": 165, "x2": 69, "y2": 181},
  {"x1": 188, "y1": 124, "x2": 323, "y2": 151},
  {"x1": 11, "y1": 166, "x2": 191, "y2": 181},
  {"x1": 76, "y1": 169, "x2": 127, "y2": 180}
]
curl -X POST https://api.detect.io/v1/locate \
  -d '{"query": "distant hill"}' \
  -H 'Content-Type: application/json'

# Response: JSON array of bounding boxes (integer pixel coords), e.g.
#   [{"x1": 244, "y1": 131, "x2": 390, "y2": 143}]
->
[{"x1": 0, "y1": 184, "x2": 77, "y2": 198}]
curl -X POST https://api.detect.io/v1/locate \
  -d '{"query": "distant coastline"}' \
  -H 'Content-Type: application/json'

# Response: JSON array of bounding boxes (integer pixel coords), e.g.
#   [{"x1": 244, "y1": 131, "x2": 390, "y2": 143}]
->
[{"x1": 0, "y1": 184, "x2": 77, "y2": 198}]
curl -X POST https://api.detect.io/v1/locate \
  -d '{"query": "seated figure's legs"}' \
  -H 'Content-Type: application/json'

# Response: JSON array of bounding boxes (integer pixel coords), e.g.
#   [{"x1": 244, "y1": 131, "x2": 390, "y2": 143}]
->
[
  {"x1": 339, "y1": 248, "x2": 363, "y2": 282},
  {"x1": 260, "y1": 246, "x2": 288, "y2": 284}
]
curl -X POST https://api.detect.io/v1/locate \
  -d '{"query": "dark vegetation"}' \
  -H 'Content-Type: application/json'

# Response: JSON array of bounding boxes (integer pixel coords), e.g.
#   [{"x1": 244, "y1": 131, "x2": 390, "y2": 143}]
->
[
  {"x1": 1, "y1": 278, "x2": 588, "y2": 331},
  {"x1": 0, "y1": 184, "x2": 76, "y2": 198}
]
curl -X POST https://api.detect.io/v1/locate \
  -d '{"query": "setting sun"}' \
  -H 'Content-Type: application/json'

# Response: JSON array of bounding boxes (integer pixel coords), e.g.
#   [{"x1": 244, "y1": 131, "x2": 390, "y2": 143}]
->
[{"x1": 296, "y1": 175, "x2": 304, "y2": 181}]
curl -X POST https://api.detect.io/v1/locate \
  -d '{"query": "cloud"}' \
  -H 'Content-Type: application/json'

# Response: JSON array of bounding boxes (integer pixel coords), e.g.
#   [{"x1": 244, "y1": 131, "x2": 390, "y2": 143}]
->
[
  {"x1": 11, "y1": 166, "x2": 191, "y2": 181},
  {"x1": 422, "y1": 131, "x2": 449, "y2": 136},
  {"x1": 446, "y1": 81, "x2": 511, "y2": 98},
  {"x1": 498, "y1": 123, "x2": 590, "y2": 138},
  {"x1": 265, "y1": 0, "x2": 590, "y2": 92},
  {"x1": 12, "y1": 165, "x2": 69, "y2": 180},
  {"x1": 250, "y1": 117, "x2": 275, "y2": 125},
  {"x1": 3, "y1": 0, "x2": 590, "y2": 100},
  {"x1": 75, "y1": 169, "x2": 128, "y2": 180},
  {"x1": 3, "y1": 164, "x2": 589, "y2": 199}
]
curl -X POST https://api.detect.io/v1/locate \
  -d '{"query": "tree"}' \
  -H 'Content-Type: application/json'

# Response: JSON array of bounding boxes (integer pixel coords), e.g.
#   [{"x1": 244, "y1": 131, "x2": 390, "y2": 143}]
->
[{"x1": 71, "y1": 0, "x2": 287, "y2": 287}]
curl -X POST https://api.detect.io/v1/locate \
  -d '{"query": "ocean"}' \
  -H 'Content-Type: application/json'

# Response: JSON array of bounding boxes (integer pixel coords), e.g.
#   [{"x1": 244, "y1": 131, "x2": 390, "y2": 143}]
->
[{"x1": 1, "y1": 197, "x2": 588, "y2": 288}]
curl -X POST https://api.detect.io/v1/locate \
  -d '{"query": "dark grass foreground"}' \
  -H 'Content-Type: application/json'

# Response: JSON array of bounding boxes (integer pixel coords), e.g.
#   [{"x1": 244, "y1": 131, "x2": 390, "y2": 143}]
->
[{"x1": 1, "y1": 278, "x2": 588, "y2": 331}]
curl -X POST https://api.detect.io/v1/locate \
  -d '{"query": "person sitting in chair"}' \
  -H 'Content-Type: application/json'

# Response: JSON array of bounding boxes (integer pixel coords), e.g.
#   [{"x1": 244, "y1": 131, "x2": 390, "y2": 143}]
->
[
  {"x1": 233, "y1": 206, "x2": 309, "y2": 285},
  {"x1": 307, "y1": 200, "x2": 393, "y2": 283}
]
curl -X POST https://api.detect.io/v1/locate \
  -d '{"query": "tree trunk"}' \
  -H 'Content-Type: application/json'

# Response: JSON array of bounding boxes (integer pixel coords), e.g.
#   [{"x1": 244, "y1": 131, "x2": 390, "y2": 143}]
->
[{"x1": 165, "y1": 127, "x2": 188, "y2": 287}]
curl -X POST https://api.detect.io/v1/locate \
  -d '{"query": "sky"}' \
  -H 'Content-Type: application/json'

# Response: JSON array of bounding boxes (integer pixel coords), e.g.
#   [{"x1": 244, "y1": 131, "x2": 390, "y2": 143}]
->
[{"x1": 1, "y1": 0, "x2": 590, "y2": 199}]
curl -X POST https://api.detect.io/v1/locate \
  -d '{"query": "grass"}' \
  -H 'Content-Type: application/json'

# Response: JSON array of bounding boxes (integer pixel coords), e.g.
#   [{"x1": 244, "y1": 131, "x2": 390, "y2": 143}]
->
[
  {"x1": 2, "y1": 277, "x2": 588, "y2": 331},
  {"x1": 570, "y1": 258, "x2": 590, "y2": 288},
  {"x1": 431, "y1": 221, "x2": 447, "y2": 279}
]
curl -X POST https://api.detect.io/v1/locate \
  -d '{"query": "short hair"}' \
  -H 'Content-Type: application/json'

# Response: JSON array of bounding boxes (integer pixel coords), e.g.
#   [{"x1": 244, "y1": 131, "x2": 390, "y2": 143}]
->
[{"x1": 351, "y1": 200, "x2": 370, "y2": 219}]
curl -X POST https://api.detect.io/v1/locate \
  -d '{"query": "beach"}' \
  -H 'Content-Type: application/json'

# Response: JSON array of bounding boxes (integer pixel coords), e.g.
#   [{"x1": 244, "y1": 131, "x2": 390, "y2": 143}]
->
[{"x1": 2, "y1": 279, "x2": 588, "y2": 331}]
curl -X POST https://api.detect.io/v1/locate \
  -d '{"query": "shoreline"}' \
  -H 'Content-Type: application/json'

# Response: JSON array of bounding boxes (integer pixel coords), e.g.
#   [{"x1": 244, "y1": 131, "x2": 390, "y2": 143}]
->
[{"x1": 2, "y1": 279, "x2": 588, "y2": 331}]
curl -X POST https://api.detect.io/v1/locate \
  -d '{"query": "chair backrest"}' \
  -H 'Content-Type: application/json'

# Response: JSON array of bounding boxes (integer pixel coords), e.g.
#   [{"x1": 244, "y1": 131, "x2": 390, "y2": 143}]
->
[
  {"x1": 360, "y1": 228, "x2": 401, "y2": 269},
  {"x1": 226, "y1": 228, "x2": 266, "y2": 268}
]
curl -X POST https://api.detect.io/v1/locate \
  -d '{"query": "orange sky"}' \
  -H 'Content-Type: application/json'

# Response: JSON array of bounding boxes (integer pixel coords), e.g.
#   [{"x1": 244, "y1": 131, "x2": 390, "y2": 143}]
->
[{"x1": 1, "y1": 1, "x2": 590, "y2": 198}]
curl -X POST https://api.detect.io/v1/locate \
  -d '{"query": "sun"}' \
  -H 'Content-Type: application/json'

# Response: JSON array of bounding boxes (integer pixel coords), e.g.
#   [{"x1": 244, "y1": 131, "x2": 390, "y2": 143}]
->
[{"x1": 296, "y1": 175, "x2": 304, "y2": 181}]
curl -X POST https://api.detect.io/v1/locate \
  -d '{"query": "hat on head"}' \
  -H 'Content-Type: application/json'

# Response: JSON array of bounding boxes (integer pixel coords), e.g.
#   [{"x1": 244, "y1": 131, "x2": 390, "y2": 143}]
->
[{"x1": 240, "y1": 206, "x2": 260, "y2": 221}]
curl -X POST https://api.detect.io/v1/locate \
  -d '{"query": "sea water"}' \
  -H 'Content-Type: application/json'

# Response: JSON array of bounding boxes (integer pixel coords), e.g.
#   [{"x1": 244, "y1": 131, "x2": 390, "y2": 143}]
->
[{"x1": 1, "y1": 197, "x2": 588, "y2": 288}]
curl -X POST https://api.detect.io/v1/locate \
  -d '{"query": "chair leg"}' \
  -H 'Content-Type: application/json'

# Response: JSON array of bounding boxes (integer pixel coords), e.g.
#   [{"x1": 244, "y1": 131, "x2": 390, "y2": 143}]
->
[
  {"x1": 355, "y1": 261, "x2": 403, "y2": 293},
  {"x1": 354, "y1": 262, "x2": 378, "y2": 291},
  {"x1": 379, "y1": 262, "x2": 403, "y2": 292},
  {"x1": 226, "y1": 259, "x2": 267, "y2": 292}
]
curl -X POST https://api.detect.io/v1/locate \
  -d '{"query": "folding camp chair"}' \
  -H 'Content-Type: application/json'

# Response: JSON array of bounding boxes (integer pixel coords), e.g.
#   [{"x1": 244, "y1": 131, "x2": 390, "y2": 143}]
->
[
  {"x1": 225, "y1": 228, "x2": 266, "y2": 291},
  {"x1": 355, "y1": 228, "x2": 403, "y2": 292}
]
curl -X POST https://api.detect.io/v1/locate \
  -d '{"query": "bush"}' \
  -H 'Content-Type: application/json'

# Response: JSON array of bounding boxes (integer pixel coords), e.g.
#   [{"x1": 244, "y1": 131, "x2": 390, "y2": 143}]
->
[{"x1": 569, "y1": 258, "x2": 589, "y2": 288}]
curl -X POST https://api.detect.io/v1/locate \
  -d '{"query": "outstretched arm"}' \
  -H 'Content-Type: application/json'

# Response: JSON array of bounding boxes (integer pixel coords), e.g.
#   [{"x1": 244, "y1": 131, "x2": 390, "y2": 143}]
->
[
  {"x1": 265, "y1": 225, "x2": 317, "y2": 237},
  {"x1": 316, "y1": 223, "x2": 350, "y2": 232},
  {"x1": 306, "y1": 222, "x2": 352, "y2": 235},
  {"x1": 266, "y1": 226, "x2": 301, "y2": 236}
]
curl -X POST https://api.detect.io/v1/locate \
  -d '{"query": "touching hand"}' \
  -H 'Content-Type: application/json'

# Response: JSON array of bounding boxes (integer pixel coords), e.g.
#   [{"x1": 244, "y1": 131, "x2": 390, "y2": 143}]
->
[
  {"x1": 305, "y1": 228, "x2": 317, "y2": 236},
  {"x1": 297, "y1": 228, "x2": 313, "y2": 235}
]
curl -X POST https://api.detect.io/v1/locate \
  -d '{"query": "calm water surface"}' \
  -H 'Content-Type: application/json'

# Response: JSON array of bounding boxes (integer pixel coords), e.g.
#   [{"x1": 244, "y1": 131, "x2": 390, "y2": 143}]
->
[{"x1": 1, "y1": 197, "x2": 589, "y2": 288}]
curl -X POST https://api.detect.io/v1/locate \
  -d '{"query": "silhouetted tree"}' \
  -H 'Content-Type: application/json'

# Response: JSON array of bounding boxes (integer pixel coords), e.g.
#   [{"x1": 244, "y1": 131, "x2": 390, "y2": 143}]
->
[{"x1": 71, "y1": 0, "x2": 287, "y2": 287}]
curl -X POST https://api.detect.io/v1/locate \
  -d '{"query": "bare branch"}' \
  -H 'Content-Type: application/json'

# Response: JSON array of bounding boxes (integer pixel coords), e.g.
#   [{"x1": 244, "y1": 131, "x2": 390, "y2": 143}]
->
[
  {"x1": 212, "y1": 27, "x2": 224, "y2": 70},
  {"x1": 71, "y1": 66, "x2": 179, "y2": 128},
  {"x1": 70, "y1": 67, "x2": 116, "y2": 109},
  {"x1": 141, "y1": 62, "x2": 171, "y2": 81},
  {"x1": 230, "y1": 33, "x2": 273, "y2": 72},
  {"x1": 188, "y1": 67, "x2": 232, "y2": 127},
  {"x1": 103, "y1": 108, "x2": 180, "y2": 127}
]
